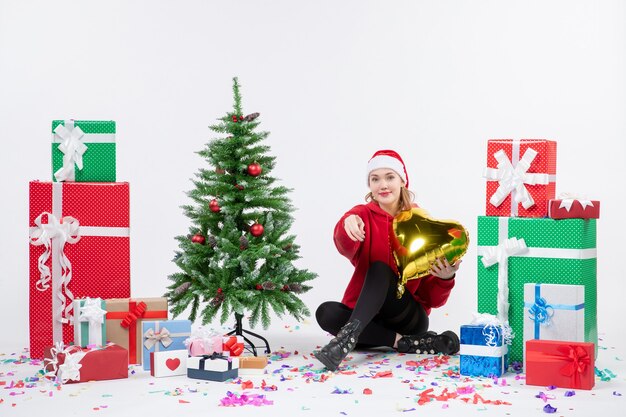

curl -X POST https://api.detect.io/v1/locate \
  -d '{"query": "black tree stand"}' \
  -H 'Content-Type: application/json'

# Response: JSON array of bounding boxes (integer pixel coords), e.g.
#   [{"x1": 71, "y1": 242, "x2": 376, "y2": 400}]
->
[{"x1": 225, "y1": 312, "x2": 271, "y2": 356}]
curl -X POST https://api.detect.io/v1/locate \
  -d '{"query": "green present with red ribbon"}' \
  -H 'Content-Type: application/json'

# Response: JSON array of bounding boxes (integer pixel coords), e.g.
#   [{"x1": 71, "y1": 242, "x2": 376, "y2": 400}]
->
[
  {"x1": 105, "y1": 298, "x2": 168, "y2": 364},
  {"x1": 525, "y1": 339, "x2": 595, "y2": 390}
]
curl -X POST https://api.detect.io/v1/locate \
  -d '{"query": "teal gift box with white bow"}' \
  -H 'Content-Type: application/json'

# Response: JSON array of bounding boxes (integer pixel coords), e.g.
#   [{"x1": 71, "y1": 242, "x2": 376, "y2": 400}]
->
[
  {"x1": 141, "y1": 320, "x2": 191, "y2": 370},
  {"x1": 523, "y1": 283, "x2": 585, "y2": 353},
  {"x1": 73, "y1": 298, "x2": 107, "y2": 348},
  {"x1": 51, "y1": 120, "x2": 116, "y2": 182}
]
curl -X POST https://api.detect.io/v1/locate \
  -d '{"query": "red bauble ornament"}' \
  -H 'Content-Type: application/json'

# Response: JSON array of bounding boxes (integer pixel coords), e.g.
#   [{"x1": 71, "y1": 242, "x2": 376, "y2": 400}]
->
[
  {"x1": 191, "y1": 233, "x2": 206, "y2": 245},
  {"x1": 217, "y1": 288, "x2": 223, "y2": 294},
  {"x1": 232, "y1": 115, "x2": 238, "y2": 122},
  {"x1": 247, "y1": 162, "x2": 262, "y2": 177},
  {"x1": 209, "y1": 199, "x2": 220, "y2": 212},
  {"x1": 235, "y1": 184, "x2": 244, "y2": 190},
  {"x1": 282, "y1": 285, "x2": 289, "y2": 292},
  {"x1": 255, "y1": 284, "x2": 263, "y2": 290},
  {"x1": 250, "y1": 222, "x2": 264, "y2": 237}
]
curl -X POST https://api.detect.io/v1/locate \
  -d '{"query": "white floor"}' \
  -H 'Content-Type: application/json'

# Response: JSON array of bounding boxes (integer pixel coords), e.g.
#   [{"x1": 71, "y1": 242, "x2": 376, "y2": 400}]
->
[{"x1": 1, "y1": 322, "x2": 624, "y2": 417}]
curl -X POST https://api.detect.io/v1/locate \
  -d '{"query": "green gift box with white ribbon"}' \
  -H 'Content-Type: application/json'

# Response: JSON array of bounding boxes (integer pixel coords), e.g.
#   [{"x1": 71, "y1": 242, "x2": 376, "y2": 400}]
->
[
  {"x1": 476, "y1": 216, "x2": 597, "y2": 363},
  {"x1": 52, "y1": 120, "x2": 116, "y2": 182},
  {"x1": 73, "y1": 298, "x2": 107, "y2": 348}
]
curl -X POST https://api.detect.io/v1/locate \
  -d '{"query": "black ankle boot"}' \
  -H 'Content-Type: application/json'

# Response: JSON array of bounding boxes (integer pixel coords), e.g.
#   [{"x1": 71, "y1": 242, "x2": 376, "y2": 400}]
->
[
  {"x1": 315, "y1": 319, "x2": 363, "y2": 371},
  {"x1": 396, "y1": 330, "x2": 460, "y2": 355}
]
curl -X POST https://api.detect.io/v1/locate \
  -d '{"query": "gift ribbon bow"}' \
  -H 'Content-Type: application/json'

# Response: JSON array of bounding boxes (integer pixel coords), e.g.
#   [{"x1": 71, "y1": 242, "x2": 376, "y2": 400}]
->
[
  {"x1": 143, "y1": 327, "x2": 173, "y2": 350},
  {"x1": 198, "y1": 352, "x2": 233, "y2": 370},
  {"x1": 120, "y1": 301, "x2": 147, "y2": 328},
  {"x1": 29, "y1": 212, "x2": 81, "y2": 324},
  {"x1": 44, "y1": 342, "x2": 88, "y2": 384},
  {"x1": 483, "y1": 147, "x2": 550, "y2": 211},
  {"x1": 223, "y1": 336, "x2": 245, "y2": 356},
  {"x1": 558, "y1": 345, "x2": 591, "y2": 377},
  {"x1": 527, "y1": 296, "x2": 554, "y2": 327},
  {"x1": 78, "y1": 298, "x2": 107, "y2": 326},
  {"x1": 53, "y1": 120, "x2": 88, "y2": 182},
  {"x1": 77, "y1": 298, "x2": 107, "y2": 346},
  {"x1": 480, "y1": 237, "x2": 528, "y2": 325},
  {"x1": 470, "y1": 312, "x2": 513, "y2": 347},
  {"x1": 557, "y1": 193, "x2": 595, "y2": 212}
]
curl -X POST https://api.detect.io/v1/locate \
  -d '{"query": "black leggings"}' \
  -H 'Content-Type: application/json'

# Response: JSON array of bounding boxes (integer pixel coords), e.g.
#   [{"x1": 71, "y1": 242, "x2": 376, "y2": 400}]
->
[{"x1": 316, "y1": 261, "x2": 429, "y2": 348}]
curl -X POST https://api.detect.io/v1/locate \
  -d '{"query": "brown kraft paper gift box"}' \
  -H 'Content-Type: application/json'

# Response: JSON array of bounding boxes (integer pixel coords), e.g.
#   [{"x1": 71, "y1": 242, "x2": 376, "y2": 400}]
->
[{"x1": 105, "y1": 298, "x2": 168, "y2": 364}]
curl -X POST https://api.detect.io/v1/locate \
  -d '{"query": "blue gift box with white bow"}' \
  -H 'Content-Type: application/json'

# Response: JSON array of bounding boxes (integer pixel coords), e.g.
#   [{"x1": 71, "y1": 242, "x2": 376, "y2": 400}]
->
[
  {"x1": 141, "y1": 320, "x2": 191, "y2": 370},
  {"x1": 523, "y1": 283, "x2": 585, "y2": 352},
  {"x1": 460, "y1": 324, "x2": 509, "y2": 377}
]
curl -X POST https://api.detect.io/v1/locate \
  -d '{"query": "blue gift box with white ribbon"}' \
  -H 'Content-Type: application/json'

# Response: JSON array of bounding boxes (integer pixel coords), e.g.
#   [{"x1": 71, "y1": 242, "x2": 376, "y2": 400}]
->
[
  {"x1": 523, "y1": 283, "x2": 585, "y2": 350},
  {"x1": 141, "y1": 320, "x2": 191, "y2": 370},
  {"x1": 460, "y1": 324, "x2": 509, "y2": 377}
]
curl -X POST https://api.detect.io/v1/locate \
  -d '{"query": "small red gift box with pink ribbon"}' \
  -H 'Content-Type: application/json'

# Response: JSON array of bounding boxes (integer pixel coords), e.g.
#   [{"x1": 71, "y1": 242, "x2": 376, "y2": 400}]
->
[{"x1": 525, "y1": 339, "x2": 595, "y2": 390}]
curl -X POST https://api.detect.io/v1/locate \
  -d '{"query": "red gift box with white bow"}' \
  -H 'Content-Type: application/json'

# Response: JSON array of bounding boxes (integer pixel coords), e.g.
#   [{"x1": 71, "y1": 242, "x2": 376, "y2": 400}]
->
[
  {"x1": 525, "y1": 339, "x2": 595, "y2": 390},
  {"x1": 548, "y1": 195, "x2": 600, "y2": 219},
  {"x1": 29, "y1": 181, "x2": 131, "y2": 359},
  {"x1": 483, "y1": 139, "x2": 557, "y2": 217},
  {"x1": 43, "y1": 343, "x2": 128, "y2": 384}
]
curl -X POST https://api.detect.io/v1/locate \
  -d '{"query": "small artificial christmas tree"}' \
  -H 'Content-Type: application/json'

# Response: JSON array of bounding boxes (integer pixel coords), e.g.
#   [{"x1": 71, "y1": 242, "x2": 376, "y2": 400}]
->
[{"x1": 166, "y1": 77, "x2": 316, "y2": 332}]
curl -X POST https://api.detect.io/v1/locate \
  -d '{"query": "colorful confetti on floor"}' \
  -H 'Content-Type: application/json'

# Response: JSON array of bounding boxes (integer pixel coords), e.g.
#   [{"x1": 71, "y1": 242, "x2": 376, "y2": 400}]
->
[{"x1": 1, "y1": 325, "x2": 624, "y2": 416}]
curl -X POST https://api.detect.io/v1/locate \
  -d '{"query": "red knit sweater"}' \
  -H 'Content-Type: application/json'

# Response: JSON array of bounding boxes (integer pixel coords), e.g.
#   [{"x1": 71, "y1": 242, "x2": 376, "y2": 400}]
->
[{"x1": 333, "y1": 201, "x2": 455, "y2": 314}]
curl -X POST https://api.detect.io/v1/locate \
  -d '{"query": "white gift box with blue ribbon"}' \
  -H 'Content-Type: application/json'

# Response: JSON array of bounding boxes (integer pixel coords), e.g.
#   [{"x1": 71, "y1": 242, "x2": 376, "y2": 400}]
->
[
  {"x1": 460, "y1": 320, "x2": 509, "y2": 377},
  {"x1": 523, "y1": 283, "x2": 585, "y2": 348}
]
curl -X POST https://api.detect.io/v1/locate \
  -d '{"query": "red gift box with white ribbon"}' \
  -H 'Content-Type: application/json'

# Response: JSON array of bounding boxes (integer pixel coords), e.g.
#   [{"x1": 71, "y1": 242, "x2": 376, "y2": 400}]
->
[
  {"x1": 483, "y1": 139, "x2": 557, "y2": 218},
  {"x1": 525, "y1": 339, "x2": 595, "y2": 390},
  {"x1": 43, "y1": 343, "x2": 128, "y2": 383},
  {"x1": 548, "y1": 194, "x2": 600, "y2": 219},
  {"x1": 29, "y1": 181, "x2": 130, "y2": 359}
]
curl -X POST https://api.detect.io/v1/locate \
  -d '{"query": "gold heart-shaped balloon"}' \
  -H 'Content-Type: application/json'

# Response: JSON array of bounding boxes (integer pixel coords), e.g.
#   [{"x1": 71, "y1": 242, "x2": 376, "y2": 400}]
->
[{"x1": 392, "y1": 207, "x2": 469, "y2": 296}]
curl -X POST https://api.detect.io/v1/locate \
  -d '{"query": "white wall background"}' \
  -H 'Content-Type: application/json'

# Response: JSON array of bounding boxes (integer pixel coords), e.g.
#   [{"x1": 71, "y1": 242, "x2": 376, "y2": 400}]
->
[{"x1": 1, "y1": 0, "x2": 624, "y2": 351}]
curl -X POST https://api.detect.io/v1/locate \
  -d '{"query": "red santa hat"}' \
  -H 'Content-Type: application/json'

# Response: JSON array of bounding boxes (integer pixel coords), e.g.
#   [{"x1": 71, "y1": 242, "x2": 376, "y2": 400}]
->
[{"x1": 366, "y1": 149, "x2": 409, "y2": 188}]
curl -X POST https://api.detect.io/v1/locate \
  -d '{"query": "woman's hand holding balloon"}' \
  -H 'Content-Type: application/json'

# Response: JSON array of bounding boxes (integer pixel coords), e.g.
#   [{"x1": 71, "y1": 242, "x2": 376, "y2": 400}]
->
[{"x1": 429, "y1": 258, "x2": 462, "y2": 280}]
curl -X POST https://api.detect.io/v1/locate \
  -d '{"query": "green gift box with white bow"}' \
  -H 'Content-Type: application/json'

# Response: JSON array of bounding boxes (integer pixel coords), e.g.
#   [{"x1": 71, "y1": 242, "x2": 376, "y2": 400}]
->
[
  {"x1": 51, "y1": 120, "x2": 116, "y2": 182},
  {"x1": 73, "y1": 298, "x2": 107, "y2": 348},
  {"x1": 476, "y1": 216, "x2": 597, "y2": 363}
]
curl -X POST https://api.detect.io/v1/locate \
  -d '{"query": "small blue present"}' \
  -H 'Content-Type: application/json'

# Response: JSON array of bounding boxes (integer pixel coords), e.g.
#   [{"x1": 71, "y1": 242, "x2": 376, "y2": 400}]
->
[
  {"x1": 460, "y1": 322, "x2": 509, "y2": 377},
  {"x1": 141, "y1": 320, "x2": 191, "y2": 370}
]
